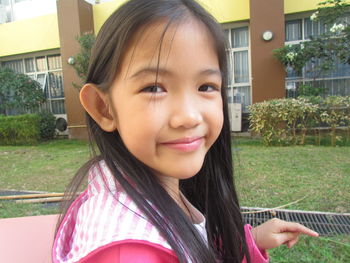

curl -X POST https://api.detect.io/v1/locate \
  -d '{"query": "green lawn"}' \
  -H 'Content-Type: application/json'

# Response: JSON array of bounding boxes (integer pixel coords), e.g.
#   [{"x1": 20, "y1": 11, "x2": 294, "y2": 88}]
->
[
  {"x1": 0, "y1": 139, "x2": 90, "y2": 192},
  {"x1": 233, "y1": 137, "x2": 350, "y2": 213},
  {"x1": 0, "y1": 138, "x2": 349, "y2": 262}
]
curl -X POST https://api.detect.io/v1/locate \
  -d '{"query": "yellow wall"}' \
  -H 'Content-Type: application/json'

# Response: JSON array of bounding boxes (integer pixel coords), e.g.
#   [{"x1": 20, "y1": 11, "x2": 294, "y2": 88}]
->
[
  {"x1": 93, "y1": 0, "x2": 249, "y2": 33},
  {"x1": 284, "y1": 0, "x2": 320, "y2": 14},
  {"x1": 0, "y1": 14, "x2": 60, "y2": 57}
]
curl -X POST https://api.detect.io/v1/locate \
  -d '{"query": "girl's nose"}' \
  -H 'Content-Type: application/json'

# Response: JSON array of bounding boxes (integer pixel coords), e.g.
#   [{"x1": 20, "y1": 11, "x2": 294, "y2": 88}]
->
[{"x1": 169, "y1": 97, "x2": 203, "y2": 129}]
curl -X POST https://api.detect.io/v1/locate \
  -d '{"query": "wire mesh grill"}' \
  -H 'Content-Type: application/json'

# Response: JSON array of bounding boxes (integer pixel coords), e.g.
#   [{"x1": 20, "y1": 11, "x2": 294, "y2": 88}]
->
[{"x1": 241, "y1": 207, "x2": 350, "y2": 236}]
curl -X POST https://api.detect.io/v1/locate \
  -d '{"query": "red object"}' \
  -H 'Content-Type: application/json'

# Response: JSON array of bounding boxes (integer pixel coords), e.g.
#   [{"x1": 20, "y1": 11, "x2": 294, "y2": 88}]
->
[{"x1": 0, "y1": 214, "x2": 58, "y2": 263}]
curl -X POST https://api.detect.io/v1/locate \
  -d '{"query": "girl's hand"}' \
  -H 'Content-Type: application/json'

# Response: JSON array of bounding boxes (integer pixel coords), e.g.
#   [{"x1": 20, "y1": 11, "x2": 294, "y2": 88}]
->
[{"x1": 251, "y1": 218, "x2": 319, "y2": 250}]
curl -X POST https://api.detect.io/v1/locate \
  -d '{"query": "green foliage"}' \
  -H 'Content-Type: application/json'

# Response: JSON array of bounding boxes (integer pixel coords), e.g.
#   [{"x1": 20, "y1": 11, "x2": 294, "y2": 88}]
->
[
  {"x1": 298, "y1": 84, "x2": 326, "y2": 97},
  {"x1": 70, "y1": 33, "x2": 96, "y2": 89},
  {"x1": 249, "y1": 97, "x2": 350, "y2": 146},
  {"x1": 319, "y1": 96, "x2": 350, "y2": 146},
  {"x1": 0, "y1": 113, "x2": 59, "y2": 145},
  {"x1": 0, "y1": 67, "x2": 45, "y2": 115},
  {"x1": 273, "y1": 0, "x2": 350, "y2": 80},
  {"x1": 273, "y1": 44, "x2": 310, "y2": 76},
  {"x1": 37, "y1": 111, "x2": 56, "y2": 140},
  {"x1": 0, "y1": 114, "x2": 40, "y2": 145}
]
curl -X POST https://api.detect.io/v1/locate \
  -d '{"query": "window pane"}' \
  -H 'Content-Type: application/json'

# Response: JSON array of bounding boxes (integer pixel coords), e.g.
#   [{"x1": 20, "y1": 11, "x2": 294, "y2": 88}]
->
[
  {"x1": 305, "y1": 78, "x2": 350, "y2": 96},
  {"x1": 36, "y1": 73, "x2": 49, "y2": 99},
  {"x1": 1, "y1": 59, "x2": 24, "y2": 73},
  {"x1": 234, "y1": 51, "x2": 249, "y2": 83},
  {"x1": 24, "y1": 58, "x2": 35, "y2": 72},
  {"x1": 48, "y1": 54, "x2": 62, "y2": 70},
  {"x1": 40, "y1": 101, "x2": 51, "y2": 112},
  {"x1": 231, "y1": 27, "x2": 249, "y2": 48},
  {"x1": 286, "y1": 20, "x2": 302, "y2": 41},
  {"x1": 36, "y1": 56, "x2": 47, "y2": 71},
  {"x1": 304, "y1": 18, "x2": 326, "y2": 39},
  {"x1": 51, "y1": 99, "x2": 66, "y2": 114},
  {"x1": 286, "y1": 65, "x2": 300, "y2": 79},
  {"x1": 48, "y1": 71, "x2": 64, "y2": 98},
  {"x1": 233, "y1": 86, "x2": 250, "y2": 111}
]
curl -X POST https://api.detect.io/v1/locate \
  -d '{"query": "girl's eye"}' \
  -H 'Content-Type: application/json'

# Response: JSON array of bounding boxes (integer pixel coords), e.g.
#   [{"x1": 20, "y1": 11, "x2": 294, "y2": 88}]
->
[
  {"x1": 141, "y1": 85, "x2": 165, "y2": 93},
  {"x1": 198, "y1": 84, "x2": 218, "y2": 92}
]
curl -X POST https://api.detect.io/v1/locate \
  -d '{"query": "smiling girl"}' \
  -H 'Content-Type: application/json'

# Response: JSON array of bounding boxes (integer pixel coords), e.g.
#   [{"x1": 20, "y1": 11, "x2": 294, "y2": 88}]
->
[{"x1": 52, "y1": 0, "x2": 318, "y2": 262}]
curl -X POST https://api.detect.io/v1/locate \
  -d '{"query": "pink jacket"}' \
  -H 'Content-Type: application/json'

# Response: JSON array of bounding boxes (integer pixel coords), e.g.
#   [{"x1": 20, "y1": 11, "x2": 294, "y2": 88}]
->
[{"x1": 53, "y1": 161, "x2": 268, "y2": 263}]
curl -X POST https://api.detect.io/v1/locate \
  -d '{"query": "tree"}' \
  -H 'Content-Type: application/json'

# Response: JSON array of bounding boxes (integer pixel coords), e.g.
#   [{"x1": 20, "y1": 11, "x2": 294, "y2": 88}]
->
[
  {"x1": 70, "y1": 32, "x2": 96, "y2": 90},
  {"x1": 0, "y1": 67, "x2": 45, "y2": 115},
  {"x1": 273, "y1": 0, "x2": 350, "y2": 94}
]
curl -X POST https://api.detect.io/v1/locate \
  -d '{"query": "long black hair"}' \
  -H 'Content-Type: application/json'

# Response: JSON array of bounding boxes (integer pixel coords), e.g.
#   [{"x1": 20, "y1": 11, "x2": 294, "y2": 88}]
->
[{"x1": 58, "y1": 0, "x2": 250, "y2": 262}]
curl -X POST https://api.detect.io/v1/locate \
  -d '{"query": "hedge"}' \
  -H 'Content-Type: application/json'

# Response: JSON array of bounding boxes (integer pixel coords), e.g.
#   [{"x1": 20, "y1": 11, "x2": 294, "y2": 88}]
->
[
  {"x1": 249, "y1": 96, "x2": 350, "y2": 146},
  {"x1": 0, "y1": 112, "x2": 56, "y2": 145},
  {"x1": 0, "y1": 114, "x2": 40, "y2": 145}
]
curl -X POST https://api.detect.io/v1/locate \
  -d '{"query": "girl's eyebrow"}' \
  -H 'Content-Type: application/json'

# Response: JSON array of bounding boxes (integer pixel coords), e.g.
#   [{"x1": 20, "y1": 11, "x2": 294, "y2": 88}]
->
[
  {"x1": 129, "y1": 67, "x2": 171, "y2": 79},
  {"x1": 128, "y1": 67, "x2": 221, "y2": 80}
]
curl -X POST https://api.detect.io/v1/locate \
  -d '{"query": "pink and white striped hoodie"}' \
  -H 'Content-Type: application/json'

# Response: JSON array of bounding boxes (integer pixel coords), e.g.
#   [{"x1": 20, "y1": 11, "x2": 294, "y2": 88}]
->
[{"x1": 52, "y1": 160, "x2": 268, "y2": 263}]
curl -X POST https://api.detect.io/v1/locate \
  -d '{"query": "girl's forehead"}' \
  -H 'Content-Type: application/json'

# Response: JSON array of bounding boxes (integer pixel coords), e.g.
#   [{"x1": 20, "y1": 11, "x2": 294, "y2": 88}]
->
[{"x1": 120, "y1": 18, "x2": 217, "y2": 78}]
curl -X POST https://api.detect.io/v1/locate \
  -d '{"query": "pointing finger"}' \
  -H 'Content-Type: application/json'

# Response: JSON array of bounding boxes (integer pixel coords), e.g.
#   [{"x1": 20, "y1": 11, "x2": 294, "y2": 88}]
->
[{"x1": 281, "y1": 221, "x2": 319, "y2": 237}]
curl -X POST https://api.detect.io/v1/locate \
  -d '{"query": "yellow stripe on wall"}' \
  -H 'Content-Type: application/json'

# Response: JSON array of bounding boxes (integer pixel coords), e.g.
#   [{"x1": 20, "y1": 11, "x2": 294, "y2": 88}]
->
[
  {"x1": 93, "y1": 0, "x2": 249, "y2": 33},
  {"x1": 284, "y1": 0, "x2": 320, "y2": 14},
  {"x1": 0, "y1": 14, "x2": 60, "y2": 57}
]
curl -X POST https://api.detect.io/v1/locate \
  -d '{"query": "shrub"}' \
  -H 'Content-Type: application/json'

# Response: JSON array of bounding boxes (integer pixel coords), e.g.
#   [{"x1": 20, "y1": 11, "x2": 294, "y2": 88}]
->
[
  {"x1": 0, "y1": 114, "x2": 40, "y2": 145},
  {"x1": 248, "y1": 99, "x2": 287, "y2": 146},
  {"x1": 319, "y1": 96, "x2": 350, "y2": 146},
  {"x1": 38, "y1": 111, "x2": 56, "y2": 140},
  {"x1": 248, "y1": 96, "x2": 350, "y2": 146}
]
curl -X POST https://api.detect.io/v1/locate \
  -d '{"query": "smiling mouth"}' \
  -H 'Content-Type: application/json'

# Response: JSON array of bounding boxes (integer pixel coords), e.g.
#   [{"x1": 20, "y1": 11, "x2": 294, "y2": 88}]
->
[{"x1": 161, "y1": 137, "x2": 203, "y2": 152}]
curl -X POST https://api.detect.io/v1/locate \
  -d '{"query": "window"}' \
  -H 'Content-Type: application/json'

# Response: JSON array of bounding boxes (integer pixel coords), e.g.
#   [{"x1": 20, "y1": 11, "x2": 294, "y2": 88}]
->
[
  {"x1": 285, "y1": 20, "x2": 302, "y2": 42},
  {"x1": 285, "y1": 15, "x2": 350, "y2": 97},
  {"x1": 225, "y1": 26, "x2": 251, "y2": 111},
  {"x1": 1, "y1": 54, "x2": 65, "y2": 115}
]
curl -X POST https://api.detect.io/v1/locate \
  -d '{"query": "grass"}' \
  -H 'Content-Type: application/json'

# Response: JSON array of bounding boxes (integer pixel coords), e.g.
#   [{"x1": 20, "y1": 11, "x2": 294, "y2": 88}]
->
[
  {"x1": 269, "y1": 235, "x2": 350, "y2": 263},
  {"x1": 0, "y1": 139, "x2": 90, "y2": 192},
  {"x1": 0, "y1": 138, "x2": 349, "y2": 262},
  {"x1": 0, "y1": 200, "x2": 60, "y2": 218},
  {"x1": 233, "y1": 137, "x2": 350, "y2": 213}
]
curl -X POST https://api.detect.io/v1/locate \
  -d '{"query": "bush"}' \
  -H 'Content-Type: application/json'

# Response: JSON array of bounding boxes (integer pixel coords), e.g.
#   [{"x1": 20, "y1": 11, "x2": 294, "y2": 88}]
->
[
  {"x1": 38, "y1": 111, "x2": 56, "y2": 140},
  {"x1": 0, "y1": 114, "x2": 40, "y2": 145},
  {"x1": 319, "y1": 96, "x2": 350, "y2": 146},
  {"x1": 248, "y1": 96, "x2": 350, "y2": 146}
]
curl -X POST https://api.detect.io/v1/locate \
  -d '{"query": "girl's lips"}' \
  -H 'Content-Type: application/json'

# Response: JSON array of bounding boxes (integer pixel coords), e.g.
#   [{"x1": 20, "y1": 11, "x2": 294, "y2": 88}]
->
[{"x1": 161, "y1": 137, "x2": 203, "y2": 152}]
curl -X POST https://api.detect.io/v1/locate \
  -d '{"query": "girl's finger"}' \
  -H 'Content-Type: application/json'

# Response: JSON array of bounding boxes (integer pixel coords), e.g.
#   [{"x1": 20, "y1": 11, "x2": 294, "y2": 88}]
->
[
  {"x1": 286, "y1": 236, "x2": 299, "y2": 248},
  {"x1": 282, "y1": 221, "x2": 319, "y2": 237},
  {"x1": 279, "y1": 231, "x2": 299, "y2": 245}
]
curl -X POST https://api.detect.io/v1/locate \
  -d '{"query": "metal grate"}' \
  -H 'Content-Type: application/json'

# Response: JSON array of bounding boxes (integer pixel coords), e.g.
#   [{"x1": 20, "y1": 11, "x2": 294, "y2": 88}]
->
[{"x1": 241, "y1": 207, "x2": 350, "y2": 236}]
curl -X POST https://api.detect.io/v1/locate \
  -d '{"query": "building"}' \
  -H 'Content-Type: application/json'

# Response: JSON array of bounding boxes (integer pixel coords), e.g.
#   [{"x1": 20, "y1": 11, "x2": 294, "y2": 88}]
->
[{"x1": 0, "y1": 0, "x2": 349, "y2": 138}]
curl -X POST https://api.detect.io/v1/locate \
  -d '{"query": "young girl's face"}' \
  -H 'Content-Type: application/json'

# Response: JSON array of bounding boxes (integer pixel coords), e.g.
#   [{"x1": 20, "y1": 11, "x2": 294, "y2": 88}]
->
[{"x1": 108, "y1": 18, "x2": 223, "y2": 185}]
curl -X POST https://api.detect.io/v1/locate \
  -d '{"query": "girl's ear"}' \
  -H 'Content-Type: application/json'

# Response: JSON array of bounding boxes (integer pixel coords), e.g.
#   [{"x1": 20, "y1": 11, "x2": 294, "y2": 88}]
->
[{"x1": 79, "y1": 83, "x2": 117, "y2": 132}]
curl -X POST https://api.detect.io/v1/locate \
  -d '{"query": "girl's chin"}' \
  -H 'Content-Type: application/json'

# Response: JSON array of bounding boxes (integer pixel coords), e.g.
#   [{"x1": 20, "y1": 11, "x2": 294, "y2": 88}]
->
[{"x1": 157, "y1": 169, "x2": 202, "y2": 181}]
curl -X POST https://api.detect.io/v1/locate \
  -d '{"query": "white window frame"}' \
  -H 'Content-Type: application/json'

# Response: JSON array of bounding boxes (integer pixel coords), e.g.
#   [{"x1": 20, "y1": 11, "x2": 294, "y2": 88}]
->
[{"x1": 224, "y1": 23, "x2": 252, "y2": 112}]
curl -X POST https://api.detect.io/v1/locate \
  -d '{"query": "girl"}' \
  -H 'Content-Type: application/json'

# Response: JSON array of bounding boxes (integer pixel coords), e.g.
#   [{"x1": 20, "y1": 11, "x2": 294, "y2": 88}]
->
[{"x1": 53, "y1": 0, "x2": 318, "y2": 262}]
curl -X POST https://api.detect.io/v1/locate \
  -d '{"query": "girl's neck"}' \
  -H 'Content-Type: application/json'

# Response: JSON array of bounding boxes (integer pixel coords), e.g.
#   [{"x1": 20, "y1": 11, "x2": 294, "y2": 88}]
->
[{"x1": 156, "y1": 174, "x2": 195, "y2": 222}]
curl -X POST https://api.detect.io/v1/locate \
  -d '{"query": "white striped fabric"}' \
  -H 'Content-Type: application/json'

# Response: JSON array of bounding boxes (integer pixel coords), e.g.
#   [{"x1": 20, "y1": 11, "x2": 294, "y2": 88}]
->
[{"x1": 53, "y1": 160, "x2": 172, "y2": 263}]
